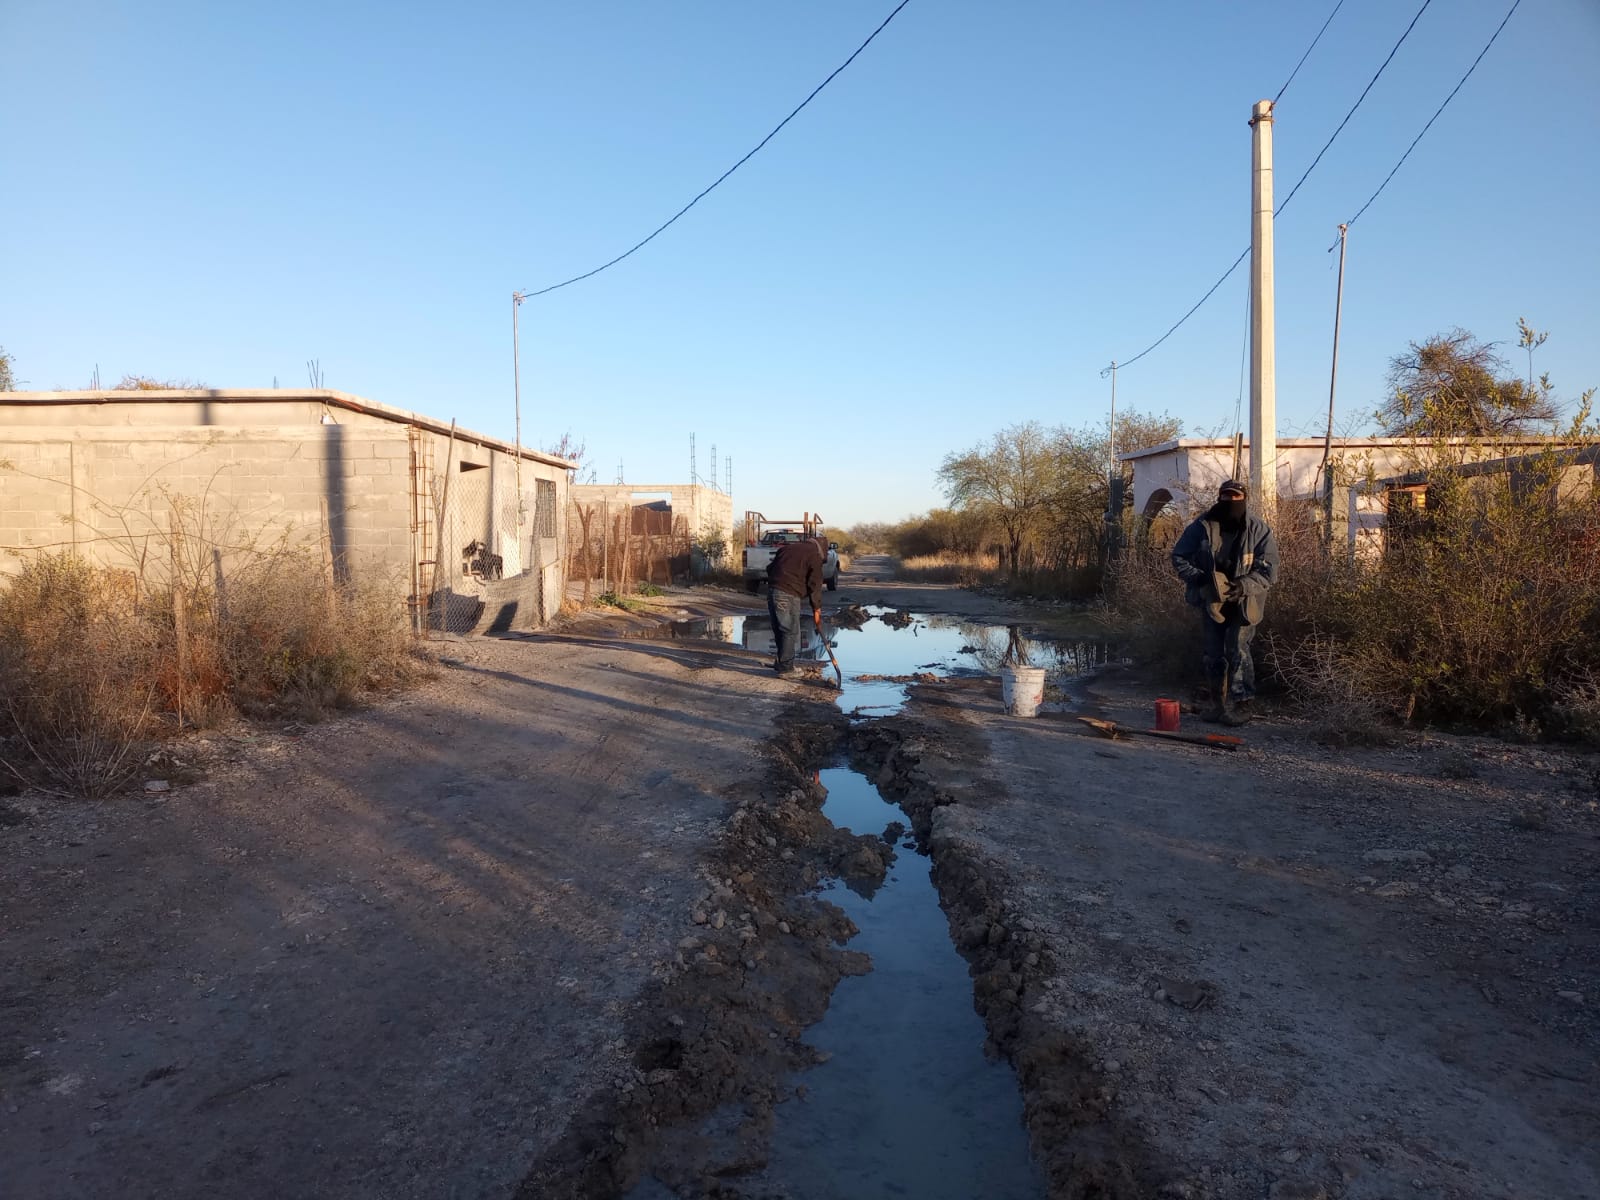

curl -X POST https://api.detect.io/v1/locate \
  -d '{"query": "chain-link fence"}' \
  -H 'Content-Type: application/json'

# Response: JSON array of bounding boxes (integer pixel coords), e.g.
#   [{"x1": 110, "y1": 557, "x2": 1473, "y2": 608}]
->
[{"x1": 426, "y1": 464, "x2": 562, "y2": 634}]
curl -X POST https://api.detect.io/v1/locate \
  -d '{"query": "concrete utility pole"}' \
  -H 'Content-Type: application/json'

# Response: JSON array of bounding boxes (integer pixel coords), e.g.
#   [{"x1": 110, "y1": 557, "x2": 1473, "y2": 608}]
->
[
  {"x1": 1248, "y1": 99, "x2": 1277, "y2": 514},
  {"x1": 1320, "y1": 224, "x2": 1349, "y2": 483},
  {"x1": 1101, "y1": 360, "x2": 1118, "y2": 520},
  {"x1": 512, "y1": 291, "x2": 528, "y2": 528}
]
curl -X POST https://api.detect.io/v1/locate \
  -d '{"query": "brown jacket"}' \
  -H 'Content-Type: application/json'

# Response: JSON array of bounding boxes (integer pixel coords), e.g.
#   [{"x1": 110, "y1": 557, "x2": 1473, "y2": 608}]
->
[{"x1": 767, "y1": 539, "x2": 824, "y2": 607}]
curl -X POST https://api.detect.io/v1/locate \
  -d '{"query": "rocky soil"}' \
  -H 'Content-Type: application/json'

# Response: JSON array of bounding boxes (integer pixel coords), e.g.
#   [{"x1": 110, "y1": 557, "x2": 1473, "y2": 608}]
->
[{"x1": 857, "y1": 666, "x2": 1600, "y2": 1200}]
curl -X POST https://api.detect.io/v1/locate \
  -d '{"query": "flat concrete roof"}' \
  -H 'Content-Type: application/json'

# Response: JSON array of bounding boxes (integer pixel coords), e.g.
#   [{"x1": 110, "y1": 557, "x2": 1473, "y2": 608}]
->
[
  {"x1": 0, "y1": 389, "x2": 578, "y2": 471},
  {"x1": 1117, "y1": 435, "x2": 1573, "y2": 463}
]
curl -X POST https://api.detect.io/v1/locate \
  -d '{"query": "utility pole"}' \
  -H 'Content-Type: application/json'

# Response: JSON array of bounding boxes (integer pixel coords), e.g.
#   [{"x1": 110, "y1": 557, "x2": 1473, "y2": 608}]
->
[
  {"x1": 1100, "y1": 359, "x2": 1121, "y2": 559},
  {"x1": 1319, "y1": 223, "x2": 1349, "y2": 548},
  {"x1": 512, "y1": 291, "x2": 528, "y2": 531},
  {"x1": 1249, "y1": 99, "x2": 1277, "y2": 514},
  {"x1": 1320, "y1": 223, "x2": 1349, "y2": 521},
  {"x1": 1101, "y1": 360, "x2": 1118, "y2": 520},
  {"x1": 690, "y1": 433, "x2": 697, "y2": 485}
]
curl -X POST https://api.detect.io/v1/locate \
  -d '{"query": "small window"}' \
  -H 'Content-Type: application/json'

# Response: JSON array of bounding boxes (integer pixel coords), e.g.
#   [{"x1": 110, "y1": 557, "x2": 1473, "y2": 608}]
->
[{"x1": 536, "y1": 479, "x2": 557, "y2": 538}]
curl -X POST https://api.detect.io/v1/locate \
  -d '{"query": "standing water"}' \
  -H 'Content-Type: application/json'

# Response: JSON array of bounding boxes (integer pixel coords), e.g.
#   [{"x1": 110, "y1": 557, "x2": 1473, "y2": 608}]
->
[
  {"x1": 621, "y1": 606, "x2": 1106, "y2": 1197},
  {"x1": 743, "y1": 767, "x2": 1044, "y2": 1199}
]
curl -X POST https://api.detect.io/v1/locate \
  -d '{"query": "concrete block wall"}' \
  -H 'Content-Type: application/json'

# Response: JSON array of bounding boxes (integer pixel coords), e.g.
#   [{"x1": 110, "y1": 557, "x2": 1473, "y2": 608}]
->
[
  {"x1": 0, "y1": 425, "x2": 415, "y2": 589},
  {"x1": 3, "y1": 392, "x2": 571, "y2": 626}
]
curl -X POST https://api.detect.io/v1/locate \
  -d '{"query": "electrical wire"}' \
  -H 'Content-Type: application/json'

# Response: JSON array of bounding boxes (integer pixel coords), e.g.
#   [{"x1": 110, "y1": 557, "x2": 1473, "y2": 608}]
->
[
  {"x1": 1232, "y1": 278, "x2": 1251, "y2": 446},
  {"x1": 518, "y1": 0, "x2": 912, "y2": 299},
  {"x1": 1113, "y1": 0, "x2": 1432, "y2": 370},
  {"x1": 1115, "y1": 248, "x2": 1249, "y2": 370},
  {"x1": 1342, "y1": 0, "x2": 1522, "y2": 233},
  {"x1": 1274, "y1": 0, "x2": 1347, "y2": 105},
  {"x1": 1272, "y1": 0, "x2": 1433, "y2": 220}
]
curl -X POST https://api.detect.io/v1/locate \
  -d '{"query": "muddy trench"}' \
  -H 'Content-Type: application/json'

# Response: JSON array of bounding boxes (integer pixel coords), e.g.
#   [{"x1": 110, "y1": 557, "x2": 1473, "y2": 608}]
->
[{"x1": 519, "y1": 614, "x2": 1160, "y2": 1200}]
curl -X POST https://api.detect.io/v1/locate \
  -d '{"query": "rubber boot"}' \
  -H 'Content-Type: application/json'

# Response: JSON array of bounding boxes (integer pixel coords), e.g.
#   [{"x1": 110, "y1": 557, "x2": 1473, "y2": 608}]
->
[
  {"x1": 1200, "y1": 675, "x2": 1226, "y2": 724},
  {"x1": 1218, "y1": 680, "x2": 1250, "y2": 727}
]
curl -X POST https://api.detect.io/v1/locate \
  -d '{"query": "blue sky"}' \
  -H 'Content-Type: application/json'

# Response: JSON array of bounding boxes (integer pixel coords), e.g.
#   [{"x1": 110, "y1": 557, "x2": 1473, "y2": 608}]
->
[{"x1": 3, "y1": 0, "x2": 1596, "y2": 526}]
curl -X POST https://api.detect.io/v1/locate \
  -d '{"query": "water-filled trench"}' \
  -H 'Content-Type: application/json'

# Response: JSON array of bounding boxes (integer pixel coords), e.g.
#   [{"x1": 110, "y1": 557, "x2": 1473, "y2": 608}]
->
[{"x1": 627, "y1": 607, "x2": 1109, "y2": 1197}]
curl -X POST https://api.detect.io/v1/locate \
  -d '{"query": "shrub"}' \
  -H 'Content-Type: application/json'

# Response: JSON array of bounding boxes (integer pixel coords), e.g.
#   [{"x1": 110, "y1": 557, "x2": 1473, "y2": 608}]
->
[
  {"x1": 1110, "y1": 435, "x2": 1600, "y2": 736},
  {"x1": 0, "y1": 557, "x2": 158, "y2": 797},
  {"x1": 0, "y1": 543, "x2": 423, "y2": 796}
]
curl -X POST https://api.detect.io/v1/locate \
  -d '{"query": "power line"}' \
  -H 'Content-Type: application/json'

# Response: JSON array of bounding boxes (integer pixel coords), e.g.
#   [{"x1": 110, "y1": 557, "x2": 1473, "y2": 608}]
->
[
  {"x1": 519, "y1": 0, "x2": 913, "y2": 299},
  {"x1": 1272, "y1": 0, "x2": 1433, "y2": 219},
  {"x1": 1115, "y1": 248, "x2": 1249, "y2": 370},
  {"x1": 1114, "y1": 0, "x2": 1432, "y2": 370},
  {"x1": 1343, "y1": 0, "x2": 1522, "y2": 233},
  {"x1": 1274, "y1": 0, "x2": 1347, "y2": 104}
]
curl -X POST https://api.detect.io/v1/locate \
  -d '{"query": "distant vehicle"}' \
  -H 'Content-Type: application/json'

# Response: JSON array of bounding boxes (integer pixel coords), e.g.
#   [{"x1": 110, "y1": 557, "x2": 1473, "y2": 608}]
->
[{"x1": 741, "y1": 511, "x2": 840, "y2": 594}]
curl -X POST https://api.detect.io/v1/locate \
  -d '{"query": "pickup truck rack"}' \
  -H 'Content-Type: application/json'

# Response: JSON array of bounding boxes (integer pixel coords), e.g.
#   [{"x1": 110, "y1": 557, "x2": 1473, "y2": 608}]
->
[{"x1": 741, "y1": 511, "x2": 840, "y2": 593}]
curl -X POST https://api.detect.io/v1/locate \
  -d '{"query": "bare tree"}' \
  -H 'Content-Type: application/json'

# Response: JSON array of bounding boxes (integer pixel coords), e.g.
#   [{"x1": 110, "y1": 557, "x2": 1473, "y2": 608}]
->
[{"x1": 938, "y1": 422, "x2": 1064, "y2": 576}]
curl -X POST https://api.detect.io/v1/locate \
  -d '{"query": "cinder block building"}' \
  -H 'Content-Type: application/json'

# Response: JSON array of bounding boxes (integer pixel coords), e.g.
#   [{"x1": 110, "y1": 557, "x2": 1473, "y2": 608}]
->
[{"x1": 0, "y1": 389, "x2": 574, "y2": 631}]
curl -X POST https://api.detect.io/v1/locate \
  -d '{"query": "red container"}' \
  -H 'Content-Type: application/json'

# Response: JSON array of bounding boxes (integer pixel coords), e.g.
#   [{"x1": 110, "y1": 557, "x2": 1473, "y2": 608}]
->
[{"x1": 1154, "y1": 698, "x2": 1181, "y2": 732}]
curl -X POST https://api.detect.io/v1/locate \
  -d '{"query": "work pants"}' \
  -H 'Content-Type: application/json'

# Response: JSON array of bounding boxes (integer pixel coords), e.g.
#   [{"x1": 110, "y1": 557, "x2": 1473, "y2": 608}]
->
[
  {"x1": 1200, "y1": 607, "x2": 1256, "y2": 699},
  {"x1": 769, "y1": 587, "x2": 806, "y2": 670}
]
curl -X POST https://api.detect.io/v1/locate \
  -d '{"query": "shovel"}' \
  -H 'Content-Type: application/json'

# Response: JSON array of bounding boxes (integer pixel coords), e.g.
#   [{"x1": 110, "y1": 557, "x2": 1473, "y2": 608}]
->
[
  {"x1": 1076, "y1": 715, "x2": 1242, "y2": 751},
  {"x1": 814, "y1": 609, "x2": 843, "y2": 689}
]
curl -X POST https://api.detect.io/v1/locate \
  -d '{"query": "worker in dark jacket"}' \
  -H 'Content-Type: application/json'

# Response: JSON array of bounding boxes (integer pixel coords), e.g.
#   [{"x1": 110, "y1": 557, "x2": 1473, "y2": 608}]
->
[
  {"x1": 766, "y1": 536, "x2": 825, "y2": 674},
  {"x1": 1170, "y1": 480, "x2": 1278, "y2": 725}
]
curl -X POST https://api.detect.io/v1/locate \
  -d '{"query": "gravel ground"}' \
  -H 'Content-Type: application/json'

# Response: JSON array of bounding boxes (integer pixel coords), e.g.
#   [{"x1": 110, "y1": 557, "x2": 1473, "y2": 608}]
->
[{"x1": 873, "y1": 664, "x2": 1600, "y2": 1200}]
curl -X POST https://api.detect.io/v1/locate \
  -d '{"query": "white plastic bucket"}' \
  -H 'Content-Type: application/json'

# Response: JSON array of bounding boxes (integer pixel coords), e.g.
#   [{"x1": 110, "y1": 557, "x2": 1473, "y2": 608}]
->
[{"x1": 1000, "y1": 666, "x2": 1047, "y2": 717}]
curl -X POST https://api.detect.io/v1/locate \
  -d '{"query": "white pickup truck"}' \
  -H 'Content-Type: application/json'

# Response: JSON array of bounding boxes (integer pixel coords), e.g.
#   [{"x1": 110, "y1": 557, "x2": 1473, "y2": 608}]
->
[{"x1": 741, "y1": 512, "x2": 840, "y2": 594}]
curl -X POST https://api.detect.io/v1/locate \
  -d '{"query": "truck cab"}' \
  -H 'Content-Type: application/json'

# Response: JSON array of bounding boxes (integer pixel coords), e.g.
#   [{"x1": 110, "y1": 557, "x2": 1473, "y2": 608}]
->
[{"x1": 741, "y1": 512, "x2": 840, "y2": 594}]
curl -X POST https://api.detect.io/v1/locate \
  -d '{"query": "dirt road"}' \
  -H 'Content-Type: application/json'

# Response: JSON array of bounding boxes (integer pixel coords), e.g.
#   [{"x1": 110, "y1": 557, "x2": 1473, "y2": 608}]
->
[
  {"x1": 4, "y1": 562, "x2": 1598, "y2": 1199},
  {"x1": 1, "y1": 588, "x2": 844, "y2": 1199}
]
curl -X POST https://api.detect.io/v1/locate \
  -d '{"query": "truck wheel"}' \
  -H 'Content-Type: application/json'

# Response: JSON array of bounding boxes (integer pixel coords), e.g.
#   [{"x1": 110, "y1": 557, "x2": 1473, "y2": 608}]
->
[
  {"x1": 746, "y1": 579, "x2": 761, "y2": 594},
  {"x1": 826, "y1": 573, "x2": 838, "y2": 591}
]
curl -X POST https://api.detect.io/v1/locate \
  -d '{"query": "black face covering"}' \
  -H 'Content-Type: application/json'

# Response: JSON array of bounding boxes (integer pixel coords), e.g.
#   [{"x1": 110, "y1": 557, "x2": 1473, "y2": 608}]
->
[{"x1": 1214, "y1": 498, "x2": 1247, "y2": 528}]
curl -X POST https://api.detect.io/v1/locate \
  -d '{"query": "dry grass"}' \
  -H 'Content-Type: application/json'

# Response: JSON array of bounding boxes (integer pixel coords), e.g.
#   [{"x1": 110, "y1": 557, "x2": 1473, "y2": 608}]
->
[
  {"x1": 894, "y1": 552, "x2": 1002, "y2": 586},
  {"x1": 0, "y1": 542, "x2": 424, "y2": 797},
  {"x1": 1108, "y1": 445, "x2": 1600, "y2": 738}
]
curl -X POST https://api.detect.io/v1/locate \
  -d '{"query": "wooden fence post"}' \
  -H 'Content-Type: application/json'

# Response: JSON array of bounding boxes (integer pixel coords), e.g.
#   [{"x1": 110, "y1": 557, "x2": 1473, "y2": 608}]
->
[{"x1": 169, "y1": 509, "x2": 187, "y2": 729}]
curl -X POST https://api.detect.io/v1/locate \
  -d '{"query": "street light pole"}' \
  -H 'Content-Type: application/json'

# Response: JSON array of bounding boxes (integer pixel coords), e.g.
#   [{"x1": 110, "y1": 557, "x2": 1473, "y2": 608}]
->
[{"x1": 512, "y1": 291, "x2": 527, "y2": 531}]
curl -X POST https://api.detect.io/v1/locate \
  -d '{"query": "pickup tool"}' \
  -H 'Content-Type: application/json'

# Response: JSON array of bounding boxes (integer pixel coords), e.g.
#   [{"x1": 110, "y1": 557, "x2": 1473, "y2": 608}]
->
[{"x1": 814, "y1": 610, "x2": 843, "y2": 689}]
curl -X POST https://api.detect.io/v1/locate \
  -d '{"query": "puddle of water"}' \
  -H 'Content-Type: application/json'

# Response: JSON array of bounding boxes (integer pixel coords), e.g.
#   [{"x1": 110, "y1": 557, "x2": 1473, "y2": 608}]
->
[
  {"x1": 621, "y1": 609, "x2": 1108, "y2": 721},
  {"x1": 828, "y1": 613, "x2": 1111, "y2": 717},
  {"x1": 624, "y1": 615, "x2": 747, "y2": 642},
  {"x1": 744, "y1": 766, "x2": 1043, "y2": 1199}
]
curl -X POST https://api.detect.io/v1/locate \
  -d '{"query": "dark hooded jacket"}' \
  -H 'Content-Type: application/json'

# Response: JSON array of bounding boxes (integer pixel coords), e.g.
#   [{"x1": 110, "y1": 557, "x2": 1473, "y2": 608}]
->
[{"x1": 1171, "y1": 507, "x2": 1278, "y2": 626}]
